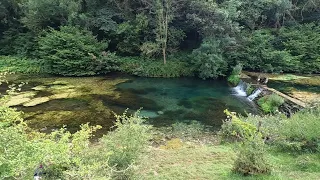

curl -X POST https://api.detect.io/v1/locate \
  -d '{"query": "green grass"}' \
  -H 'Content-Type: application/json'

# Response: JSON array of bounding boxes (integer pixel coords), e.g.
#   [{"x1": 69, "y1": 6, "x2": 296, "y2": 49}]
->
[
  {"x1": 139, "y1": 144, "x2": 235, "y2": 179},
  {"x1": 138, "y1": 143, "x2": 320, "y2": 180}
]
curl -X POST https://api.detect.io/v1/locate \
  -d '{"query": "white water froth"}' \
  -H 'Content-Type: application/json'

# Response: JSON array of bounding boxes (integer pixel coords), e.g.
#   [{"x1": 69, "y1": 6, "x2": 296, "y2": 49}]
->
[
  {"x1": 232, "y1": 80, "x2": 247, "y2": 97},
  {"x1": 248, "y1": 88, "x2": 262, "y2": 101}
]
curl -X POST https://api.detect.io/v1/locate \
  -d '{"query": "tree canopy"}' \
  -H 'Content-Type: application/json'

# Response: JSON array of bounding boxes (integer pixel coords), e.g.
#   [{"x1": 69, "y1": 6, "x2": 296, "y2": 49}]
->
[{"x1": 0, "y1": 0, "x2": 319, "y2": 76}]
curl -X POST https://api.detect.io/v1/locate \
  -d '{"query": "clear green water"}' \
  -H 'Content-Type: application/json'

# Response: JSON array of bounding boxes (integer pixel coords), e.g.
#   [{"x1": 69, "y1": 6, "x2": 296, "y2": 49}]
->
[
  {"x1": 115, "y1": 77, "x2": 259, "y2": 129},
  {"x1": 4, "y1": 75, "x2": 259, "y2": 134}
]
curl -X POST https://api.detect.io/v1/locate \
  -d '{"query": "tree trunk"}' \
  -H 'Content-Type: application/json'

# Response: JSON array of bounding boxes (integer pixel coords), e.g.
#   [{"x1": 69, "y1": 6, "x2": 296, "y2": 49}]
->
[
  {"x1": 163, "y1": 0, "x2": 169, "y2": 65},
  {"x1": 163, "y1": 47, "x2": 166, "y2": 64}
]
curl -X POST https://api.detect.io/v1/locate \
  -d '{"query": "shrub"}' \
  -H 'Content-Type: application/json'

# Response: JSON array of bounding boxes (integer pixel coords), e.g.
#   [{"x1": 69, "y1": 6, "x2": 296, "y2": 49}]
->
[
  {"x1": 233, "y1": 136, "x2": 271, "y2": 175},
  {"x1": 38, "y1": 26, "x2": 112, "y2": 76},
  {"x1": 0, "y1": 56, "x2": 47, "y2": 74},
  {"x1": 0, "y1": 123, "x2": 104, "y2": 179},
  {"x1": 100, "y1": 109, "x2": 151, "y2": 178},
  {"x1": 242, "y1": 106, "x2": 320, "y2": 153},
  {"x1": 240, "y1": 113, "x2": 284, "y2": 142},
  {"x1": 119, "y1": 57, "x2": 195, "y2": 78},
  {"x1": 276, "y1": 107, "x2": 320, "y2": 152},
  {"x1": 191, "y1": 38, "x2": 228, "y2": 79},
  {"x1": 257, "y1": 94, "x2": 284, "y2": 114},
  {"x1": 220, "y1": 110, "x2": 258, "y2": 142},
  {"x1": 228, "y1": 64, "x2": 242, "y2": 86},
  {"x1": 228, "y1": 74, "x2": 240, "y2": 86},
  {"x1": 246, "y1": 83, "x2": 255, "y2": 95}
]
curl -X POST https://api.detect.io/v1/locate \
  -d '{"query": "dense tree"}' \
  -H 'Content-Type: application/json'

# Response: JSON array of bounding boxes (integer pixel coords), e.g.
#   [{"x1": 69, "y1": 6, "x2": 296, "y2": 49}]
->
[
  {"x1": 37, "y1": 26, "x2": 110, "y2": 76},
  {"x1": 21, "y1": 0, "x2": 82, "y2": 31},
  {"x1": 0, "y1": 0, "x2": 319, "y2": 77},
  {"x1": 191, "y1": 38, "x2": 228, "y2": 79}
]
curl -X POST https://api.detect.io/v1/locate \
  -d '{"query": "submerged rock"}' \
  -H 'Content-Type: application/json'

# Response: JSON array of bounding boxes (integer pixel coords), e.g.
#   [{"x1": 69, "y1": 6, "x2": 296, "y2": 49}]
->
[
  {"x1": 139, "y1": 110, "x2": 159, "y2": 118},
  {"x1": 6, "y1": 97, "x2": 31, "y2": 106},
  {"x1": 6, "y1": 91, "x2": 37, "y2": 106},
  {"x1": 49, "y1": 84, "x2": 75, "y2": 91},
  {"x1": 32, "y1": 85, "x2": 47, "y2": 91},
  {"x1": 23, "y1": 97, "x2": 50, "y2": 107},
  {"x1": 50, "y1": 81, "x2": 69, "y2": 85},
  {"x1": 50, "y1": 92, "x2": 79, "y2": 99}
]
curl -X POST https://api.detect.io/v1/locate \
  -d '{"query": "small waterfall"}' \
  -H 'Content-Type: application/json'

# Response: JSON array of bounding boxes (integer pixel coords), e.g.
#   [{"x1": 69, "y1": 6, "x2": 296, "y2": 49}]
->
[
  {"x1": 232, "y1": 80, "x2": 247, "y2": 97},
  {"x1": 248, "y1": 88, "x2": 263, "y2": 101}
]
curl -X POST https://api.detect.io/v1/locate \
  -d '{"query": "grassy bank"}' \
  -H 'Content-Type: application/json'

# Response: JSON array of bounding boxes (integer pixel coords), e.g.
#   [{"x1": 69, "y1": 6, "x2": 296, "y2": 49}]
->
[{"x1": 139, "y1": 143, "x2": 320, "y2": 180}]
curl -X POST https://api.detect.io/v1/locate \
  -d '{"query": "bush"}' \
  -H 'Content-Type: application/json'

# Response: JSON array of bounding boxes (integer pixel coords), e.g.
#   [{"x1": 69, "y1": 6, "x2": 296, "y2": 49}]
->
[
  {"x1": 233, "y1": 136, "x2": 271, "y2": 175},
  {"x1": 38, "y1": 26, "x2": 113, "y2": 76},
  {"x1": 276, "y1": 107, "x2": 320, "y2": 152},
  {"x1": 0, "y1": 56, "x2": 46, "y2": 74},
  {"x1": 228, "y1": 74, "x2": 240, "y2": 86},
  {"x1": 246, "y1": 83, "x2": 255, "y2": 95},
  {"x1": 220, "y1": 110, "x2": 258, "y2": 142},
  {"x1": 257, "y1": 94, "x2": 284, "y2": 114},
  {"x1": 240, "y1": 113, "x2": 284, "y2": 142},
  {"x1": 241, "y1": 106, "x2": 320, "y2": 153},
  {"x1": 191, "y1": 38, "x2": 228, "y2": 79},
  {"x1": 119, "y1": 57, "x2": 195, "y2": 78},
  {"x1": 0, "y1": 123, "x2": 105, "y2": 179},
  {"x1": 100, "y1": 109, "x2": 151, "y2": 178}
]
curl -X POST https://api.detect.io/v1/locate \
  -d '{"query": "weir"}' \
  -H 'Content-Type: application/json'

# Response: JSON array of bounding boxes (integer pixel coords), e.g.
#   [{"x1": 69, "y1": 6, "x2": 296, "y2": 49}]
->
[
  {"x1": 233, "y1": 79, "x2": 307, "y2": 108},
  {"x1": 248, "y1": 88, "x2": 262, "y2": 101},
  {"x1": 232, "y1": 80, "x2": 262, "y2": 101},
  {"x1": 232, "y1": 80, "x2": 247, "y2": 96}
]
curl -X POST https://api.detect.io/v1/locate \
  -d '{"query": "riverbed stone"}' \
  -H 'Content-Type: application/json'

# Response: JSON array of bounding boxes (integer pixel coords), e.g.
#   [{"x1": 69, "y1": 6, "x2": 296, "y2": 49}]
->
[
  {"x1": 5, "y1": 91, "x2": 37, "y2": 106},
  {"x1": 49, "y1": 84, "x2": 75, "y2": 91},
  {"x1": 50, "y1": 81, "x2": 69, "y2": 85},
  {"x1": 6, "y1": 97, "x2": 31, "y2": 106},
  {"x1": 50, "y1": 91, "x2": 79, "y2": 99},
  {"x1": 32, "y1": 85, "x2": 47, "y2": 91},
  {"x1": 23, "y1": 97, "x2": 50, "y2": 107}
]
